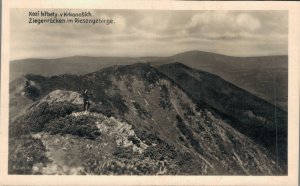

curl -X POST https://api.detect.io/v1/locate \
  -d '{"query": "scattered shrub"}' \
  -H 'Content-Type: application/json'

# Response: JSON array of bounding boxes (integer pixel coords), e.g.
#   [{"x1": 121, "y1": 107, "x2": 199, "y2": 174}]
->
[
  {"x1": 159, "y1": 85, "x2": 171, "y2": 109},
  {"x1": 113, "y1": 146, "x2": 135, "y2": 159},
  {"x1": 128, "y1": 136, "x2": 141, "y2": 147},
  {"x1": 141, "y1": 66, "x2": 160, "y2": 85},
  {"x1": 23, "y1": 80, "x2": 40, "y2": 101},
  {"x1": 176, "y1": 115, "x2": 204, "y2": 155},
  {"x1": 45, "y1": 115, "x2": 100, "y2": 140},
  {"x1": 90, "y1": 103, "x2": 114, "y2": 117},
  {"x1": 132, "y1": 101, "x2": 151, "y2": 119},
  {"x1": 143, "y1": 141, "x2": 177, "y2": 160},
  {"x1": 109, "y1": 93, "x2": 128, "y2": 114},
  {"x1": 16, "y1": 102, "x2": 80, "y2": 134}
]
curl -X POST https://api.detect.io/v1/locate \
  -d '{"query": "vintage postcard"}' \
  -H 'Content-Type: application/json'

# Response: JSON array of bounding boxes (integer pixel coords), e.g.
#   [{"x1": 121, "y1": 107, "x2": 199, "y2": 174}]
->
[{"x1": 1, "y1": 0, "x2": 299, "y2": 186}]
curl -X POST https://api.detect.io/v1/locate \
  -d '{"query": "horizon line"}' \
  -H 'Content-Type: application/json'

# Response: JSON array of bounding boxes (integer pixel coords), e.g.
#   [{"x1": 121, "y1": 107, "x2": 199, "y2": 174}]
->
[{"x1": 10, "y1": 50, "x2": 288, "y2": 61}]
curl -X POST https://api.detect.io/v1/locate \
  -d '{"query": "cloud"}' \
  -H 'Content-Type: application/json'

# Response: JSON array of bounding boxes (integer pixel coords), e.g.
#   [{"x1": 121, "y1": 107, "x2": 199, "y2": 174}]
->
[
  {"x1": 183, "y1": 12, "x2": 263, "y2": 40},
  {"x1": 10, "y1": 10, "x2": 288, "y2": 60},
  {"x1": 236, "y1": 13, "x2": 261, "y2": 31}
]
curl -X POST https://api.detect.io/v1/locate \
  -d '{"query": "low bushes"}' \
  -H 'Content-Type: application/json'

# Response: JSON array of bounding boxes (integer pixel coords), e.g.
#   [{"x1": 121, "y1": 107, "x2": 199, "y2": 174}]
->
[
  {"x1": 14, "y1": 102, "x2": 80, "y2": 134},
  {"x1": 23, "y1": 81, "x2": 40, "y2": 101},
  {"x1": 176, "y1": 115, "x2": 204, "y2": 155},
  {"x1": 10, "y1": 101, "x2": 80, "y2": 138},
  {"x1": 45, "y1": 115, "x2": 100, "y2": 140},
  {"x1": 10, "y1": 101, "x2": 100, "y2": 140}
]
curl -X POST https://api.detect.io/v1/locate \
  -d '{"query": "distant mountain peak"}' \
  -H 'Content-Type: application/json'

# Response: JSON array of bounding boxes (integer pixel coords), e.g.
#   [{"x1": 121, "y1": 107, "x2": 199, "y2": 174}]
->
[{"x1": 171, "y1": 50, "x2": 226, "y2": 58}]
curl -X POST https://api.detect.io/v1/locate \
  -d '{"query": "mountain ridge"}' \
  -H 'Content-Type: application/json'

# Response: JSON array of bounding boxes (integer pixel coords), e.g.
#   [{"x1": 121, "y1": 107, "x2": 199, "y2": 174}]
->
[
  {"x1": 10, "y1": 50, "x2": 288, "y2": 111},
  {"x1": 9, "y1": 62, "x2": 287, "y2": 175}
]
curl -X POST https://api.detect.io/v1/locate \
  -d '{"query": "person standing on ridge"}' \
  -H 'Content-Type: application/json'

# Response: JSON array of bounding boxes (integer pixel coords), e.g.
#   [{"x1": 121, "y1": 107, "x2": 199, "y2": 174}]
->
[{"x1": 82, "y1": 89, "x2": 92, "y2": 112}]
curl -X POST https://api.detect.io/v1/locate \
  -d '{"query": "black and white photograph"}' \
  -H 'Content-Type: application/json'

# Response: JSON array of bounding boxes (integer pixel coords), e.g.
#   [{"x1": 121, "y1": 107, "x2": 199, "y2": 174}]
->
[
  {"x1": 2, "y1": 0, "x2": 300, "y2": 183},
  {"x1": 8, "y1": 9, "x2": 289, "y2": 176},
  {"x1": 2, "y1": 0, "x2": 300, "y2": 185}
]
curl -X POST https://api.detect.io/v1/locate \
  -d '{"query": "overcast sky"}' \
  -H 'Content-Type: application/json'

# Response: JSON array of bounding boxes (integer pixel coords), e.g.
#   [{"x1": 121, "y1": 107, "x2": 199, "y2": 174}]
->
[{"x1": 10, "y1": 9, "x2": 288, "y2": 60}]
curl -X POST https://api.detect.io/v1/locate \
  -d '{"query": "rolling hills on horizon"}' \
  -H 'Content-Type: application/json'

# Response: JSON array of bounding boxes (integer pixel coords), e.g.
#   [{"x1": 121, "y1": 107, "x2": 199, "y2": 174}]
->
[
  {"x1": 9, "y1": 62, "x2": 287, "y2": 175},
  {"x1": 10, "y1": 51, "x2": 288, "y2": 110}
]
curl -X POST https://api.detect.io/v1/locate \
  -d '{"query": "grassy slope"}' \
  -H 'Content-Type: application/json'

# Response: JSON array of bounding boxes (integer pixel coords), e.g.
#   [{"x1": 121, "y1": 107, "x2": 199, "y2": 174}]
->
[
  {"x1": 158, "y1": 62, "x2": 287, "y2": 167},
  {"x1": 9, "y1": 63, "x2": 286, "y2": 175}
]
